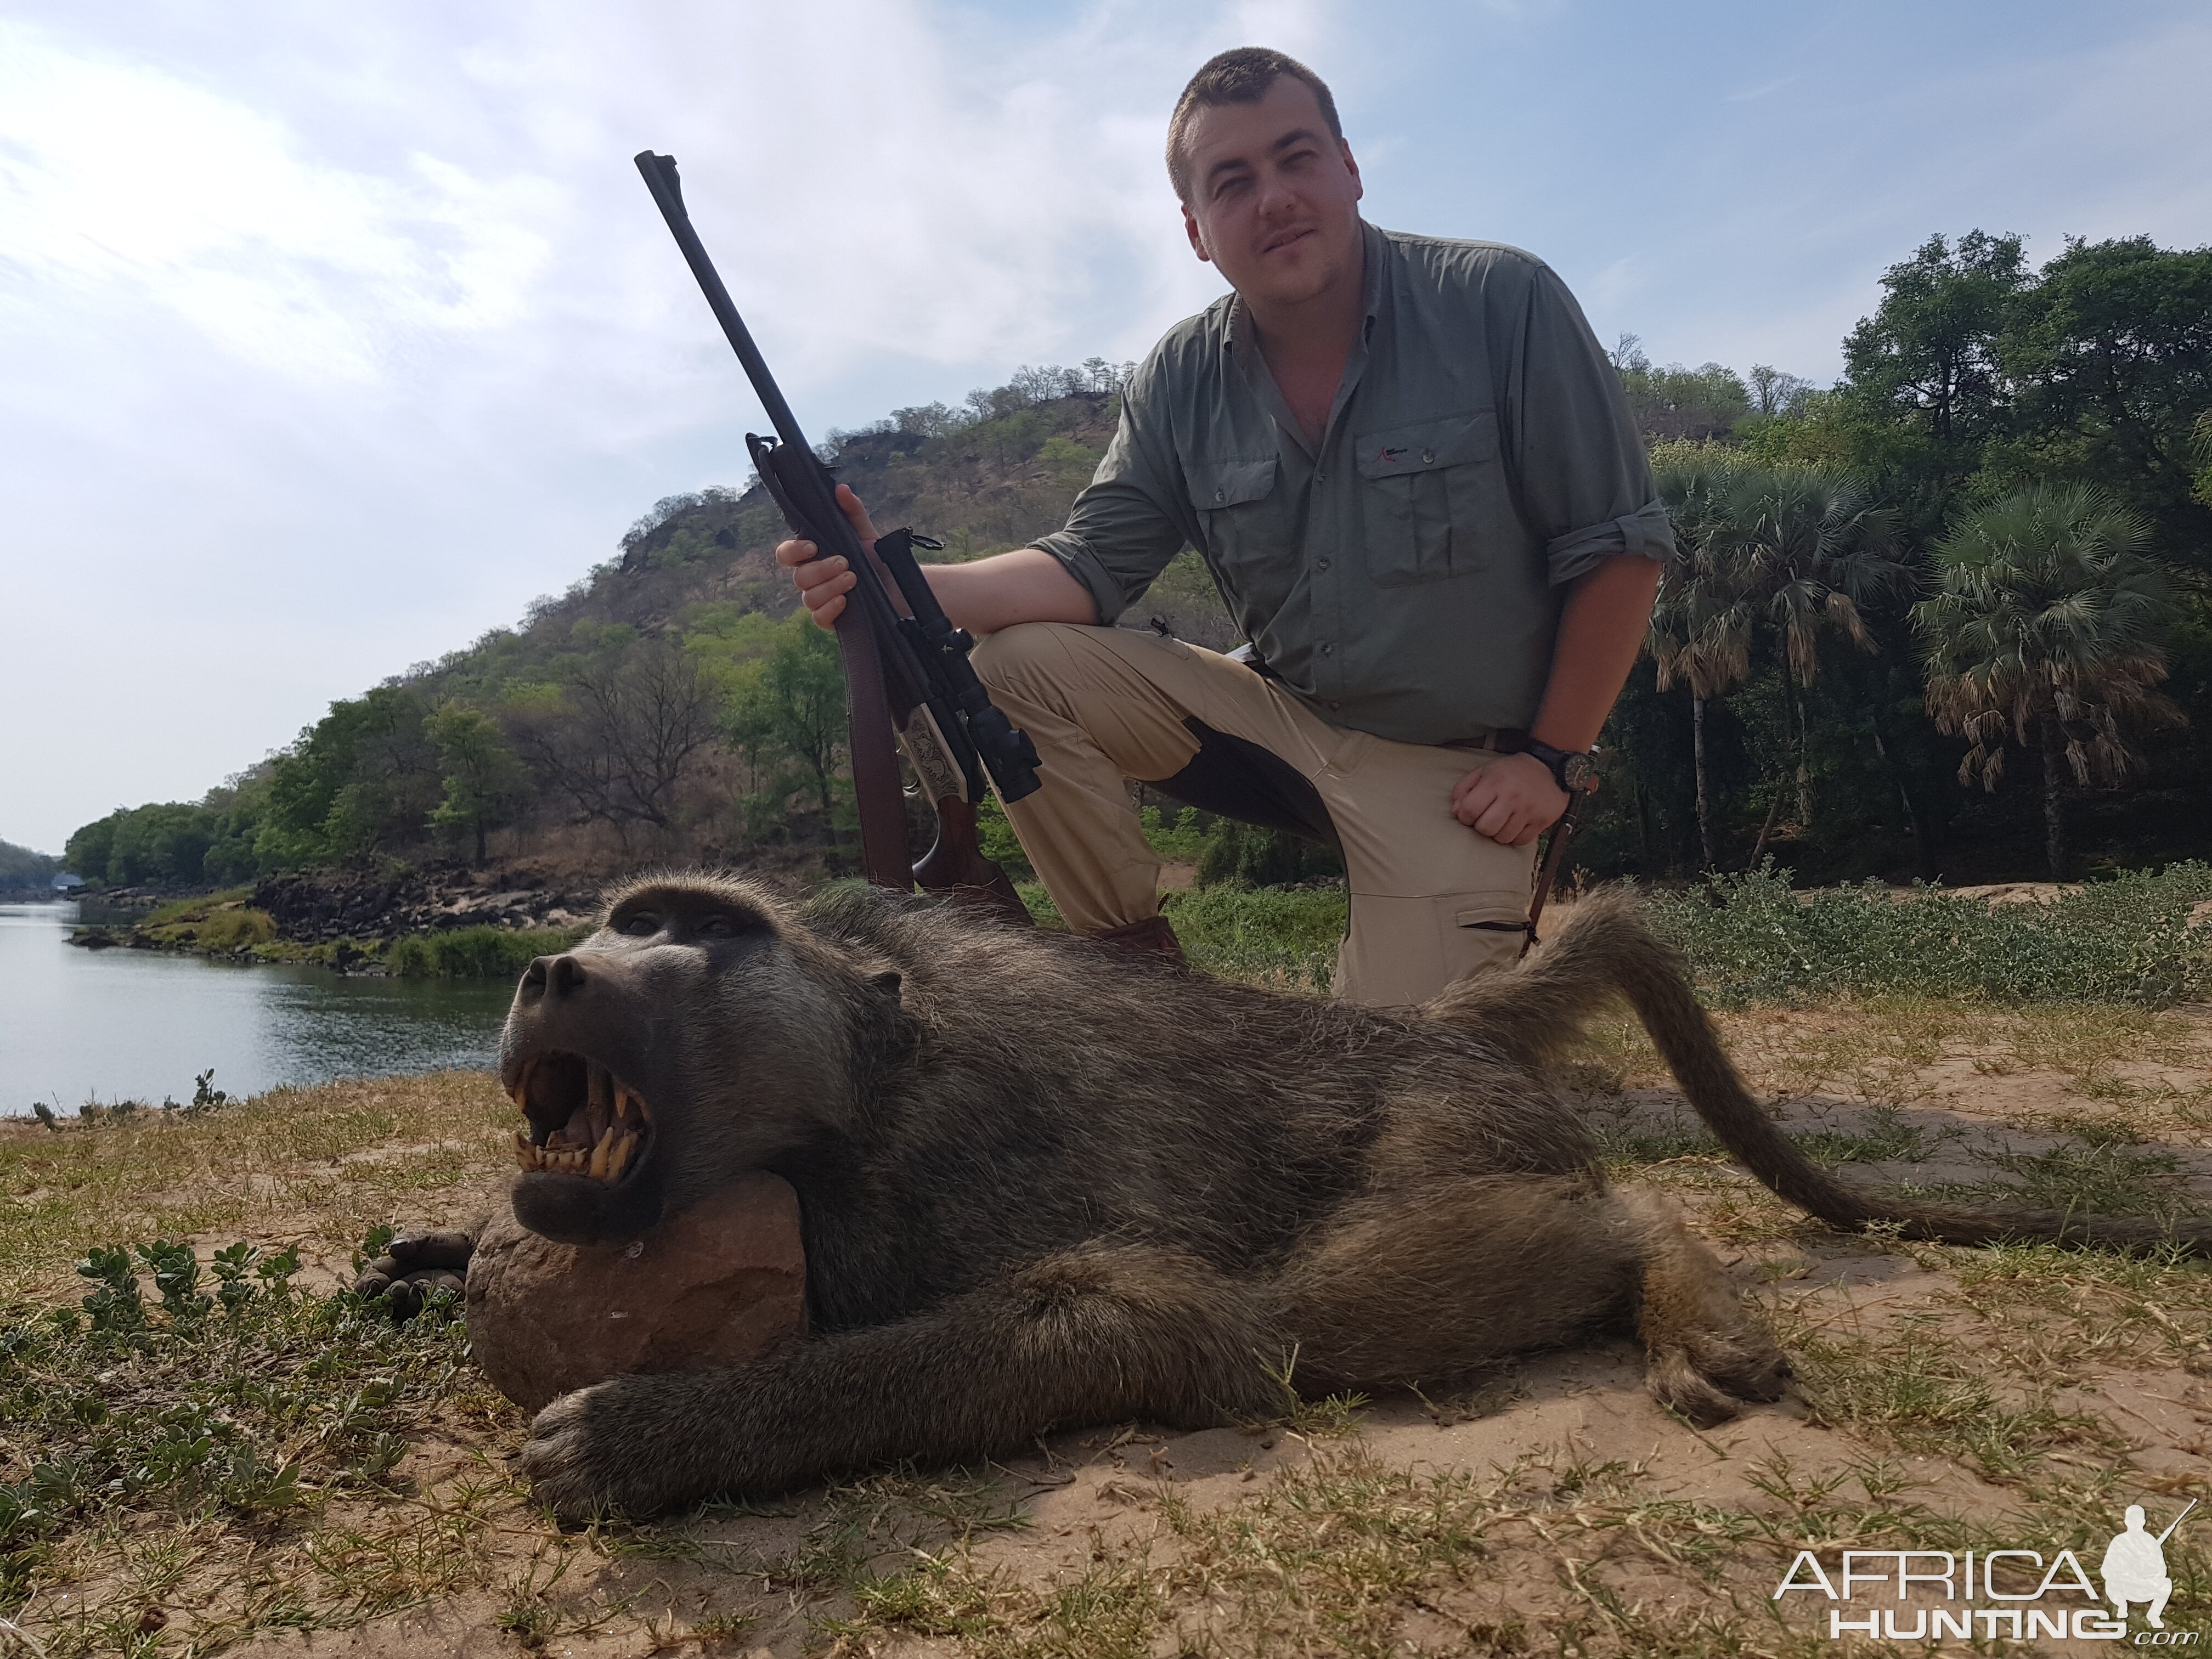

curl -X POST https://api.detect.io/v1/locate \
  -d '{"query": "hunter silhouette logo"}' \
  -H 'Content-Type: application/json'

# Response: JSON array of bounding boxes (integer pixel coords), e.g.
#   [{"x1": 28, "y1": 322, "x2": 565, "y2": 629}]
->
[
  {"x1": 2103, "y1": 1500, "x2": 2193, "y2": 1629},
  {"x1": 1773, "y1": 1499, "x2": 2199, "y2": 1641}
]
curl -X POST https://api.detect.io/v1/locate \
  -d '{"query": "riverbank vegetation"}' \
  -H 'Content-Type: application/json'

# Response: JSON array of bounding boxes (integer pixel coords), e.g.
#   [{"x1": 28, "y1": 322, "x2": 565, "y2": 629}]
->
[
  {"x1": 69, "y1": 899, "x2": 584, "y2": 979},
  {"x1": 58, "y1": 229, "x2": 2212, "y2": 906}
]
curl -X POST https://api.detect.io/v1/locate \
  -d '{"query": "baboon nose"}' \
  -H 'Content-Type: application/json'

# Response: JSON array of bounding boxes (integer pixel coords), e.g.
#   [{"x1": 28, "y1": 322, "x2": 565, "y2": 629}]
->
[{"x1": 520, "y1": 953, "x2": 588, "y2": 1001}]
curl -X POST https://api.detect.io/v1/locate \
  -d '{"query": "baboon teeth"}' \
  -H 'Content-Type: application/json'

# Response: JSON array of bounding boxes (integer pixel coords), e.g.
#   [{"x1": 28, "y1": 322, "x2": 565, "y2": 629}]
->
[{"x1": 512, "y1": 1075, "x2": 647, "y2": 1183}]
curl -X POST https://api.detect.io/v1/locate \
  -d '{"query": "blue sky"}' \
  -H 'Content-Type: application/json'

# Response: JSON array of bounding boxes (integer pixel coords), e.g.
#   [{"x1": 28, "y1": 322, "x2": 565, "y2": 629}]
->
[{"x1": 3, "y1": 0, "x2": 2207, "y2": 854}]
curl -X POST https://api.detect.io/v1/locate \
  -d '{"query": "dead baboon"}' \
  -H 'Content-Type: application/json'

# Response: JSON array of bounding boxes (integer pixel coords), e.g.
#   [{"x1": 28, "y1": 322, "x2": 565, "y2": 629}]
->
[{"x1": 499, "y1": 873, "x2": 2206, "y2": 1520}]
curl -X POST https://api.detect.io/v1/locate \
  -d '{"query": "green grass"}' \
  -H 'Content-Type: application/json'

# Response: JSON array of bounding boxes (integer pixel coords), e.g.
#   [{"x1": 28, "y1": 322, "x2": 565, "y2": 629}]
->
[
  {"x1": 1161, "y1": 884, "x2": 1346, "y2": 992},
  {"x1": 385, "y1": 924, "x2": 588, "y2": 979},
  {"x1": 1649, "y1": 860, "x2": 2212, "y2": 1007}
]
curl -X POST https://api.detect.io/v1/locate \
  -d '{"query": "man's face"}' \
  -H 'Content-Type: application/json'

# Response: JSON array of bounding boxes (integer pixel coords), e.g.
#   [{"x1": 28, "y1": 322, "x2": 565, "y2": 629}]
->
[{"x1": 1180, "y1": 76, "x2": 1363, "y2": 313}]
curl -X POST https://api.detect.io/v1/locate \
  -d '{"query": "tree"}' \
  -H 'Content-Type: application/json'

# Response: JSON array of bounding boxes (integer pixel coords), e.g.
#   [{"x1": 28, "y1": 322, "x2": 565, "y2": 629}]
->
[
  {"x1": 428, "y1": 703, "x2": 528, "y2": 865},
  {"x1": 1611, "y1": 336, "x2": 1752, "y2": 442},
  {"x1": 1703, "y1": 465, "x2": 1910, "y2": 829},
  {"x1": 1648, "y1": 448, "x2": 1760, "y2": 867},
  {"x1": 723, "y1": 614, "x2": 848, "y2": 839},
  {"x1": 252, "y1": 686, "x2": 439, "y2": 870},
  {"x1": 515, "y1": 639, "x2": 719, "y2": 843},
  {"x1": 1912, "y1": 485, "x2": 2183, "y2": 878},
  {"x1": 1838, "y1": 230, "x2": 2029, "y2": 528},
  {"x1": 1995, "y1": 236, "x2": 2212, "y2": 571},
  {"x1": 1649, "y1": 450, "x2": 1909, "y2": 865}
]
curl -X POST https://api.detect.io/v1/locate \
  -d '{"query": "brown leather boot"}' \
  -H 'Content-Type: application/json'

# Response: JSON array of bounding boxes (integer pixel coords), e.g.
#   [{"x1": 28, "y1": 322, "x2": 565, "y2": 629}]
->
[{"x1": 1088, "y1": 914, "x2": 1187, "y2": 965}]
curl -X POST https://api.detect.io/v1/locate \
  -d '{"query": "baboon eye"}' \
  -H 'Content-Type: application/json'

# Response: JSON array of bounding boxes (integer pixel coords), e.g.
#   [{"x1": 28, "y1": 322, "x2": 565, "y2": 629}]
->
[
  {"x1": 619, "y1": 911, "x2": 661, "y2": 938},
  {"x1": 697, "y1": 915, "x2": 736, "y2": 938}
]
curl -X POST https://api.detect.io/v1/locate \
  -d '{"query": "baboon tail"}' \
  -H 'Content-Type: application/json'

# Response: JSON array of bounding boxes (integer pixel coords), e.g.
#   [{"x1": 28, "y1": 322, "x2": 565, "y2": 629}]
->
[{"x1": 1423, "y1": 889, "x2": 2212, "y2": 1254}]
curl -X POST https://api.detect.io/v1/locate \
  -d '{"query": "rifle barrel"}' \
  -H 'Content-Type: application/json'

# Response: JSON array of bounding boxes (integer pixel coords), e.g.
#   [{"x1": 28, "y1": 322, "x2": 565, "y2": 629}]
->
[
  {"x1": 633, "y1": 151, "x2": 810, "y2": 458},
  {"x1": 2157, "y1": 1498, "x2": 2198, "y2": 1544}
]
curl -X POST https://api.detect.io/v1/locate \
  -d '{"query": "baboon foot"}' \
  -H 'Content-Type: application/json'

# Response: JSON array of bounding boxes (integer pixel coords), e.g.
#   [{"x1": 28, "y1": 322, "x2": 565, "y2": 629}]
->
[
  {"x1": 522, "y1": 1374, "x2": 699, "y2": 1521},
  {"x1": 1645, "y1": 1329, "x2": 1792, "y2": 1427},
  {"x1": 1624, "y1": 1190, "x2": 1791, "y2": 1428}
]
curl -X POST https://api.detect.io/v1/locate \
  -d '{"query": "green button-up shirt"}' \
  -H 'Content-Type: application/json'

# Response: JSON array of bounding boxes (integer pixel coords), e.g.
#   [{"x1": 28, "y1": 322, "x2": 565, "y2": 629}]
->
[{"x1": 1031, "y1": 221, "x2": 1668, "y2": 745}]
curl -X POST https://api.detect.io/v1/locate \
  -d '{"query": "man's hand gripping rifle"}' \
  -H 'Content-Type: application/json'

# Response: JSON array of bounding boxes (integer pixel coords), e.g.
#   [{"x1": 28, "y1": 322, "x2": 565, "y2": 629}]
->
[{"x1": 635, "y1": 151, "x2": 1040, "y2": 921}]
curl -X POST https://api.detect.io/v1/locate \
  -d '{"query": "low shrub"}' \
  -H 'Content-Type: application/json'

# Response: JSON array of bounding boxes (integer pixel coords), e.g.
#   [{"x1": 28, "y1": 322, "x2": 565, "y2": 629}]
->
[
  {"x1": 386, "y1": 924, "x2": 587, "y2": 980},
  {"x1": 1646, "y1": 861, "x2": 2212, "y2": 1007}
]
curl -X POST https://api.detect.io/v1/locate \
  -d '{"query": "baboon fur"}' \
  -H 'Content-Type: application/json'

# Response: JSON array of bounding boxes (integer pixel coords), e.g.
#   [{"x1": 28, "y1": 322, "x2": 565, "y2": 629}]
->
[{"x1": 502, "y1": 873, "x2": 2203, "y2": 1521}]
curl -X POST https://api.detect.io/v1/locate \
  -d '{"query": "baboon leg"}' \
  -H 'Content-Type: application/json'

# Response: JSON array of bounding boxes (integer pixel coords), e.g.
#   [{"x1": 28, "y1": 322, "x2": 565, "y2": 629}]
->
[
  {"x1": 1279, "y1": 1176, "x2": 1646, "y2": 1392},
  {"x1": 521, "y1": 1244, "x2": 1280, "y2": 1520},
  {"x1": 1617, "y1": 1188, "x2": 1791, "y2": 1426},
  {"x1": 1278, "y1": 1178, "x2": 1789, "y2": 1427}
]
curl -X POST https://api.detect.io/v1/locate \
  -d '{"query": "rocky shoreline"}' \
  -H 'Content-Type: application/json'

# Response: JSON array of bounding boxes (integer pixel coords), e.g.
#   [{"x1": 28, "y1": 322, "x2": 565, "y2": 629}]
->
[
  {"x1": 251, "y1": 864, "x2": 598, "y2": 942},
  {"x1": 66, "y1": 862, "x2": 602, "y2": 970}
]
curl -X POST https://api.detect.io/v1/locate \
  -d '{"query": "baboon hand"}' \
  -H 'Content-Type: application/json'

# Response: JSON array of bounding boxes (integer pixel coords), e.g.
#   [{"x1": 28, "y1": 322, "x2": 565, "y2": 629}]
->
[{"x1": 522, "y1": 1376, "x2": 702, "y2": 1521}]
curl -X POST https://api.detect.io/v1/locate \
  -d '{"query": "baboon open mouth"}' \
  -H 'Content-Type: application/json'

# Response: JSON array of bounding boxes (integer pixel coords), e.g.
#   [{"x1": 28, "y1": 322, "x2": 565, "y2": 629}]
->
[{"x1": 510, "y1": 1053, "x2": 652, "y2": 1183}]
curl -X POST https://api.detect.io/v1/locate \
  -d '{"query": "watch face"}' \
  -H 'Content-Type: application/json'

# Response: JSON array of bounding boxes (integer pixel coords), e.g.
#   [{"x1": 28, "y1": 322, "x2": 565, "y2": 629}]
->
[{"x1": 1561, "y1": 753, "x2": 1598, "y2": 793}]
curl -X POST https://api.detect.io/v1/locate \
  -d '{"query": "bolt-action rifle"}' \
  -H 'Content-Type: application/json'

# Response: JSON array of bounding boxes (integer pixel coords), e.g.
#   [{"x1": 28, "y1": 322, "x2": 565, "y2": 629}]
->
[{"x1": 635, "y1": 151, "x2": 1040, "y2": 921}]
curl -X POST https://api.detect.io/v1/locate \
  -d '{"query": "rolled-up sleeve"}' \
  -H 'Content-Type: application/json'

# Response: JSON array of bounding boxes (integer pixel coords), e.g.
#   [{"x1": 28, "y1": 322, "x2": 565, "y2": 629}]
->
[
  {"x1": 1029, "y1": 366, "x2": 1190, "y2": 624},
  {"x1": 1495, "y1": 261, "x2": 1670, "y2": 586}
]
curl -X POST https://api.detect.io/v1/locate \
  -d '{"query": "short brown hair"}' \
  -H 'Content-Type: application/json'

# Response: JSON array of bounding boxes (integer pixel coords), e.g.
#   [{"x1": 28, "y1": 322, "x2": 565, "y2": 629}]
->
[{"x1": 1165, "y1": 48, "x2": 1344, "y2": 203}]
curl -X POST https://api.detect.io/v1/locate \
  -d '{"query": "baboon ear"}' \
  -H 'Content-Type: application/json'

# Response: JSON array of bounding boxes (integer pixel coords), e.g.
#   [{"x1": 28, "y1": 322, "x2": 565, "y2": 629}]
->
[{"x1": 870, "y1": 969, "x2": 902, "y2": 1000}]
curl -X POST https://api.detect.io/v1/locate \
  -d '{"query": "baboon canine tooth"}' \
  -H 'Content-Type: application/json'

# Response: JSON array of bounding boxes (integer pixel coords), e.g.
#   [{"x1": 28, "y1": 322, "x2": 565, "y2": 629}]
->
[
  {"x1": 615, "y1": 1091, "x2": 630, "y2": 1121},
  {"x1": 588, "y1": 1133, "x2": 612, "y2": 1180},
  {"x1": 511, "y1": 1057, "x2": 535, "y2": 1109},
  {"x1": 608, "y1": 1133, "x2": 636, "y2": 1180}
]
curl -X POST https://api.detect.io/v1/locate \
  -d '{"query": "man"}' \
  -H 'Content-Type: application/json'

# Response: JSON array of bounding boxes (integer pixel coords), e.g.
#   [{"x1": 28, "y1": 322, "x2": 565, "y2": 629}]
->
[{"x1": 781, "y1": 48, "x2": 1664, "y2": 1007}]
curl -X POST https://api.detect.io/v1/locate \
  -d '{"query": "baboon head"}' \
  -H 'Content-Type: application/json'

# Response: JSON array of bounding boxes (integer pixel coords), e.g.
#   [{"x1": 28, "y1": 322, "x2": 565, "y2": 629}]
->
[{"x1": 498, "y1": 873, "x2": 905, "y2": 1245}]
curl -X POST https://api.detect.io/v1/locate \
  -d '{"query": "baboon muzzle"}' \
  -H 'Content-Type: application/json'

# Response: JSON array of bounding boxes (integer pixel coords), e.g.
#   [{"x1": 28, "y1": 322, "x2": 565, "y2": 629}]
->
[{"x1": 503, "y1": 952, "x2": 667, "y2": 1243}]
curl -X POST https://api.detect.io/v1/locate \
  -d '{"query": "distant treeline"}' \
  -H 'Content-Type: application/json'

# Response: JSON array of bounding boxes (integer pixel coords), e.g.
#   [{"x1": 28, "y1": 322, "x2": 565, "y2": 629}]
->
[
  {"x1": 66, "y1": 229, "x2": 2212, "y2": 891},
  {"x1": 0, "y1": 838, "x2": 59, "y2": 889}
]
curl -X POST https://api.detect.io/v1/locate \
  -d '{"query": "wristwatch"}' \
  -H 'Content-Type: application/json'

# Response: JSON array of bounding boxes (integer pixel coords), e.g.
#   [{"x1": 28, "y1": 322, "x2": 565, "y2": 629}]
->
[{"x1": 1522, "y1": 740, "x2": 1599, "y2": 795}]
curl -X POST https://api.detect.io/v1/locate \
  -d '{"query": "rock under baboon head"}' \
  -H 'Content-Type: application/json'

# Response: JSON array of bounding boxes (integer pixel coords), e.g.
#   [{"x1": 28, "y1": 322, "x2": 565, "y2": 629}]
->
[{"x1": 499, "y1": 873, "x2": 903, "y2": 1245}]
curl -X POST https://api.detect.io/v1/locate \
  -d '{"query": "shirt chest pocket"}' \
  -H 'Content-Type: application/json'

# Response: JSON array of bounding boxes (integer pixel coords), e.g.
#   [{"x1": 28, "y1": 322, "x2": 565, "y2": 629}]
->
[
  {"x1": 1186, "y1": 456, "x2": 1283, "y2": 579},
  {"x1": 1355, "y1": 409, "x2": 1510, "y2": 587}
]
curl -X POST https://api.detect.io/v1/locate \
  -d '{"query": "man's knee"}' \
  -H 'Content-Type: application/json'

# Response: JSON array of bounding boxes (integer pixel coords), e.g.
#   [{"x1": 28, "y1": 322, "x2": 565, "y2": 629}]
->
[{"x1": 969, "y1": 622, "x2": 1088, "y2": 698}]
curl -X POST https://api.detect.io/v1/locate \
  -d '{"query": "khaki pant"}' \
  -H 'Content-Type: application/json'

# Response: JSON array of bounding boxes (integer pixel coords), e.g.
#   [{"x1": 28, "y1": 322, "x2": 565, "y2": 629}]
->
[{"x1": 969, "y1": 623, "x2": 1536, "y2": 1008}]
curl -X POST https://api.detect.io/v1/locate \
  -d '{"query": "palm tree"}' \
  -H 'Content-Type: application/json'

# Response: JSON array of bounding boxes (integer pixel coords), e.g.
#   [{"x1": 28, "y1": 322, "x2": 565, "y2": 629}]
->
[
  {"x1": 1911, "y1": 485, "x2": 2182, "y2": 879},
  {"x1": 1648, "y1": 448, "x2": 1757, "y2": 870},
  {"x1": 1706, "y1": 467, "x2": 1909, "y2": 827},
  {"x1": 1648, "y1": 451, "x2": 1908, "y2": 867}
]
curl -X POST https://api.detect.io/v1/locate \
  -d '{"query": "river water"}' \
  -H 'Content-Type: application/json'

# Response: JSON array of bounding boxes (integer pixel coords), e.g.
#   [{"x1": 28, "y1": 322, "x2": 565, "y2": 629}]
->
[{"x1": 0, "y1": 901, "x2": 516, "y2": 1116}]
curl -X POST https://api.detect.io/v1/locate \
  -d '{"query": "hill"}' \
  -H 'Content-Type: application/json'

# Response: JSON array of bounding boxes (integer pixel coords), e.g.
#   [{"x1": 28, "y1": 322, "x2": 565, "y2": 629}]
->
[{"x1": 63, "y1": 364, "x2": 1234, "y2": 892}]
